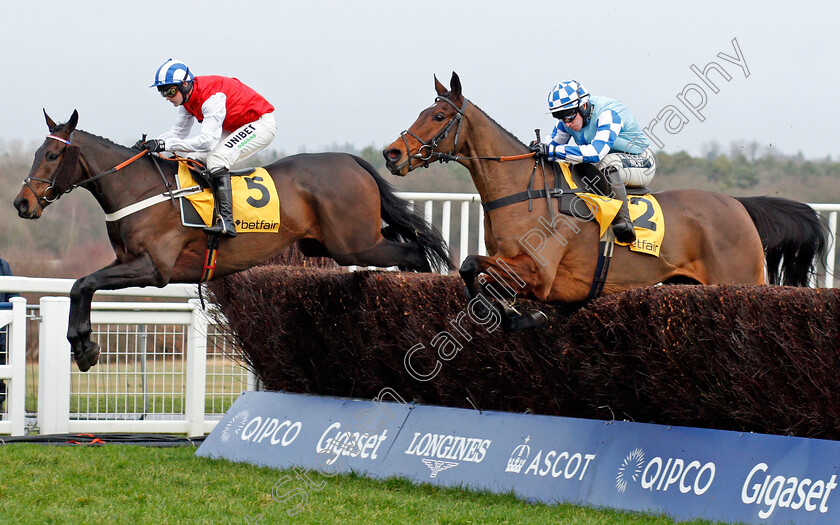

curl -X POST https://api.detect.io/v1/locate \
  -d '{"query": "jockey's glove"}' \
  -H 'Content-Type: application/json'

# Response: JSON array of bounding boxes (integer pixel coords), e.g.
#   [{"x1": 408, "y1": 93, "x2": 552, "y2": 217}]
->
[
  {"x1": 529, "y1": 142, "x2": 554, "y2": 160},
  {"x1": 139, "y1": 139, "x2": 166, "y2": 153}
]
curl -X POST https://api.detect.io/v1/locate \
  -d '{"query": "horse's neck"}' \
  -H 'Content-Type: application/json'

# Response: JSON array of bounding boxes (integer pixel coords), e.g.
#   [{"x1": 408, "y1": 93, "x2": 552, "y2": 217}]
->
[
  {"x1": 77, "y1": 132, "x2": 171, "y2": 213},
  {"x1": 458, "y1": 108, "x2": 533, "y2": 202}
]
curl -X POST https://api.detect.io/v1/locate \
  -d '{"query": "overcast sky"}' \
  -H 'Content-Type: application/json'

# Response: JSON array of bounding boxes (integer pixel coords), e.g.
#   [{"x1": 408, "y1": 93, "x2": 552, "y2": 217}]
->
[{"x1": 2, "y1": 1, "x2": 837, "y2": 159}]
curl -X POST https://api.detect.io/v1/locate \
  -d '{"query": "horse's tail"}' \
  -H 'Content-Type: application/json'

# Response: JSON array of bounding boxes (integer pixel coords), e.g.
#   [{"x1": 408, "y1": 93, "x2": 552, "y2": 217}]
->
[
  {"x1": 735, "y1": 196, "x2": 830, "y2": 286},
  {"x1": 351, "y1": 156, "x2": 454, "y2": 272}
]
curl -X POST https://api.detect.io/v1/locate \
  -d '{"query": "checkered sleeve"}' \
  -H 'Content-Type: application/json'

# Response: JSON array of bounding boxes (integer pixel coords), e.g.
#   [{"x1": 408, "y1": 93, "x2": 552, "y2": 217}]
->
[
  {"x1": 550, "y1": 109, "x2": 623, "y2": 163},
  {"x1": 548, "y1": 123, "x2": 571, "y2": 148}
]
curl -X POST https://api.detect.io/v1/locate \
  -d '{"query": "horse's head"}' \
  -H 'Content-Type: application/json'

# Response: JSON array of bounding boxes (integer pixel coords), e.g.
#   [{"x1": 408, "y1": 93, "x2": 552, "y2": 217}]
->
[
  {"x1": 383, "y1": 72, "x2": 468, "y2": 176},
  {"x1": 14, "y1": 110, "x2": 83, "y2": 219}
]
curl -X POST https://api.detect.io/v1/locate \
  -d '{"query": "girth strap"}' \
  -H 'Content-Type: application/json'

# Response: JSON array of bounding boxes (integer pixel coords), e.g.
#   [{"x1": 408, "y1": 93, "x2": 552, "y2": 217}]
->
[
  {"x1": 201, "y1": 235, "x2": 220, "y2": 282},
  {"x1": 586, "y1": 229, "x2": 616, "y2": 301},
  {"x1": 104, "y1": 186, "x2": 203, "y2": 222}
]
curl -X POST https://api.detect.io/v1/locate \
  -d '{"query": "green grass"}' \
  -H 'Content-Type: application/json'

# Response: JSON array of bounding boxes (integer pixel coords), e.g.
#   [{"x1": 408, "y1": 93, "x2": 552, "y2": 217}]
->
[
  {"x1": 67, "y1": 394, "x2": 238, "y2": 416},
  {"x1": 0, "y1": 445, "x2": 723, "y2": 524},
  {"x1": 22, "y1": 358, "x2": 247, "y2": 415}
]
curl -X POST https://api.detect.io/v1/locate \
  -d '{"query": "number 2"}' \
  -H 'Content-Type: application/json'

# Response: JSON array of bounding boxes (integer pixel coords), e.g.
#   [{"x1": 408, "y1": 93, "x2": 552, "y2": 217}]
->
[{"x1": 629, "y1": 197, "x2": 656, "y2": 231}]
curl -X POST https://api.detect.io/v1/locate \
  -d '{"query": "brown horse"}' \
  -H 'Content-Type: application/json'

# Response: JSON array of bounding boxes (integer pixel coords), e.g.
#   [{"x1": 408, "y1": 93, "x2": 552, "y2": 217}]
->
[
  {"x1": 15, "y1": 110, "x2": 452, "y2": 371},
  {"x1": 383, "y1": 73, "x2": 829, "y2": 330}
]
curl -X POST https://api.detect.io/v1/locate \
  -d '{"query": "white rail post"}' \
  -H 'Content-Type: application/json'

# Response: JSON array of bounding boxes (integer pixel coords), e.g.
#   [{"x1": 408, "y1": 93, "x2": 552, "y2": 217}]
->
[
  {"x1": 185, "y1": 299, "x2": 208, "y2": 436},
  {"x1": 441, "y1": 200, "x2": 452, "y2": 261},
  {"x1": 38, "y1": 297, "x2": 71, "y2": 435},
  {"x1": 477, "y1": 205, "x2": 487, "y2": 256},
  {"x1": 247, "y1": 369, "x2": 259, "y2": 392},
  {"x1": 8, "y1": 297, "x2": 26, "y2": 436},
  {"x1": 424, "y1": 200, "x2": 434, "y2": 227},
  {"x1": 459, "y1": 201, "x2": 471, "y2": 266}
]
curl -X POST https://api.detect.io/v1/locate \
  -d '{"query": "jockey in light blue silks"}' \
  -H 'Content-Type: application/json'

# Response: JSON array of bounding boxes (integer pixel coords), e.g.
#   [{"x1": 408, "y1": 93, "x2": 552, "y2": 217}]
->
[{"x1": 532, "y1": 80, "x2": 656, "y2": 244}]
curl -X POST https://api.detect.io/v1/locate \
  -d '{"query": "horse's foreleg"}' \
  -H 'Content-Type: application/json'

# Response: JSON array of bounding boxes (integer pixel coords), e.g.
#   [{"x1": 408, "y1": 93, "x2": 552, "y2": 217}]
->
[
  {"x1": 461, "y1": 253, "x2": 544, "y2": 298},
  {"x1": 459, "y1": 255, "x2": 484, "y2": 299},
  {"x1": 460, "y1": 254, "x2": 548, "y2": 331},
  {"x1": 68, "y1": 253, "x2": 164, "y2": 372}
]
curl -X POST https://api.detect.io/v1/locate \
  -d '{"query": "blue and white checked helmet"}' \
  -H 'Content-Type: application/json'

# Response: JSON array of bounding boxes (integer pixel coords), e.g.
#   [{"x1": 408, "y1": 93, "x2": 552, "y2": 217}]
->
[
  {"x1": 547, "y1": 80, "x2": 590, "y2": 112},
  {"x1": 150, "y1": 59, "x2": 194, "y2": 88}
]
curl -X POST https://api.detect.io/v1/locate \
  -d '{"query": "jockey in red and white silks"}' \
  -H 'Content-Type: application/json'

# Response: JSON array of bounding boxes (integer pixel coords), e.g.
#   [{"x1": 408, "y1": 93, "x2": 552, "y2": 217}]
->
[
  {"x1": 143, "y1": 58, "x2": 277, "y2": 237},
  {"x1": 154, "y1": 73, "x2": 276, "y2": 172}
]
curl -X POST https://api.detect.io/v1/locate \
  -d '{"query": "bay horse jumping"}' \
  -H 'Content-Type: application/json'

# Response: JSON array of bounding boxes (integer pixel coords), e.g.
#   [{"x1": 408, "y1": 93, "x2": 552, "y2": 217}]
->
[
  {"x1": 15, "y1": 110, "x2": 453, "y2": 371},
  {"x1": 383, "y1": 73, "x2": 829, "y2": 330}
]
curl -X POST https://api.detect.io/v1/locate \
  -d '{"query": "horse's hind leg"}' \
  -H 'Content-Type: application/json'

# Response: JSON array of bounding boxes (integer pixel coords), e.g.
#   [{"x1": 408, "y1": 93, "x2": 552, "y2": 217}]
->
[{"x1": 332, "y1": 239, "x2": 431, "y2": 272}]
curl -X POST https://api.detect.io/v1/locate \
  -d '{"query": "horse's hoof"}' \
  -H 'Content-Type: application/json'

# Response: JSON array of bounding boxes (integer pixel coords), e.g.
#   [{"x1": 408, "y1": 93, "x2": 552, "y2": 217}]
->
[
  {"x1": 75, "y1": 341, "x2": 101, "y2": 372},
  {"x1": 500, "y1": 313, "x2": 517, "y2": 332},
  {"x1": 503, "y1": 311, "x2": 548, "y2": 332}
]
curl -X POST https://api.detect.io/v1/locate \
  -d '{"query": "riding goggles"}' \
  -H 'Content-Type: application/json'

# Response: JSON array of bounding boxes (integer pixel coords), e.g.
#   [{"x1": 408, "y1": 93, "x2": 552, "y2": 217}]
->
[
  {"x1": 158, "y1": 85, "x2": 179, "y2": 98},
  {"x1": 552, "y1": 108, "x2": 579, "y2": 123}
]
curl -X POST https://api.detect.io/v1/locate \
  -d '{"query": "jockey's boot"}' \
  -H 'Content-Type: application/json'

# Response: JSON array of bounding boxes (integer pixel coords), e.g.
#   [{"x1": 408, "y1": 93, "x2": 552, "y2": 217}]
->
[
  {"x1": 203, "y1": 167, "x2": 237, "y2": 238},
  {"x1": 603, "y1": 167, "x2": 636, "y2": 244},
  {"x1": 584, "y1": 164, "x2": 636, "y2": 244}
]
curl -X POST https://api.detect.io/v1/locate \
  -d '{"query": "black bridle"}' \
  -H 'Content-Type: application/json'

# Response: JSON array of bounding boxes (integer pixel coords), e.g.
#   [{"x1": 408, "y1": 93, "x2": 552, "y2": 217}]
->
[
  {"x1": 22, "y1": 134, "x2": 166, "y2": 210},
  {"x1": 394, "y1": 95, "x2": 539, "y2": 174},
  {"x1": 394, "y1": 98, "x2": 568, "y2": 221},
  {"x1": 396, "y1": 95, "x2": 469, "y2": 171},
  {"x1": 22, "y1": 134, "x2": 82, "y2": 205}
]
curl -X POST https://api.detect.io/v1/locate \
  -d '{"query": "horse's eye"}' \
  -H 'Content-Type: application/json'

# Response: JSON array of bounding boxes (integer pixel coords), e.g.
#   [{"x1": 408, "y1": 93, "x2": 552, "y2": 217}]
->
[
  {"x1": 46, "y1": 152, "x2": 60, "y2": 161},
  {"x1": 434, "y1": 113, "x2": 446, "y2": 122}
]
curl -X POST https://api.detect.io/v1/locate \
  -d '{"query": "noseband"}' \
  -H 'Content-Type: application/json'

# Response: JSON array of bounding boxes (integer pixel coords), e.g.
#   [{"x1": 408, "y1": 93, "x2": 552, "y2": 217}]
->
[{"x1": 397, "y1": 95, "x2": 469, "y2": 170}]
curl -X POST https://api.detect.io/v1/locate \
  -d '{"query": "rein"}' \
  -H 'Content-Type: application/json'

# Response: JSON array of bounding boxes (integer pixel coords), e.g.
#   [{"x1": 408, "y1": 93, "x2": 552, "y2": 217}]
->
[
  {"x1": 25, "y1": 134, "x2": 150, "y2": 205},
  {"x1": 398, "y1": 97, "x2": 560, "y2": 215}
]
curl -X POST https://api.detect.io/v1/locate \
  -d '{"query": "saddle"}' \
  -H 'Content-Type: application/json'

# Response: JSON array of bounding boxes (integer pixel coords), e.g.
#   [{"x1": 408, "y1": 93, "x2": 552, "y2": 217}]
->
[
  {"x1": 187, "y1": 166, "x2": 257, "y2": 188},
  {"x1": 173, "y1": 162, "x2": 280, "y2": 234}
]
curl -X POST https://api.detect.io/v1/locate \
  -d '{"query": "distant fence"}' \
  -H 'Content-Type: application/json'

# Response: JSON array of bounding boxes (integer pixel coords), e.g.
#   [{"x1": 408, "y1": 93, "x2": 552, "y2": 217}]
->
[
  {"x1": 0, "y1": 298, "x2": 26, "y2": 436},
  {"x1": 0, "y1": 196, "x2": 837, "y2": 436},
  {"x1": 0, "y1": 278, "x2": 254, "y2": 437}
]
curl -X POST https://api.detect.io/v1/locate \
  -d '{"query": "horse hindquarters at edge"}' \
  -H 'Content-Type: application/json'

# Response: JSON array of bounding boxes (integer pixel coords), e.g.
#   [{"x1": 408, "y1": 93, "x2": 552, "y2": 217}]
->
[
  {"x1": 735, "y1": 196, "x2": 830, "y2": 286},
  {"x1": 351, "y1": 155, "x2": 454, "y2": 273}
]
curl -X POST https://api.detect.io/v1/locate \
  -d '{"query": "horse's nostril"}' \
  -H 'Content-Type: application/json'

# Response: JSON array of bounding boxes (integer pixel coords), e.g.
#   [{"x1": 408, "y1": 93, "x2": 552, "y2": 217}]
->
[
  {"x1": 14, "y1": 198, "x2": 28, "y2": 217},
  {"x1": 384, "y1": 149, "x2": 401, "y2": 162}
]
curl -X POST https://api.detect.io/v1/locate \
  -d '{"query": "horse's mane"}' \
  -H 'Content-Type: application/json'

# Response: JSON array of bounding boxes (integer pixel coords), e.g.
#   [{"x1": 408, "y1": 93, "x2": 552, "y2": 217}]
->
[
  {"x1": 446, "y1": 92, "x2": 525, "y2": 147},
  {"x1": 51, "y1": 125, "x2": 181, "y2": 180},
  {"x1": 77, "y1": 129, "x2": 135, "y2": 152},
  {"x1": 48, "y1": 122, "x2": 132, "y2": 152}
]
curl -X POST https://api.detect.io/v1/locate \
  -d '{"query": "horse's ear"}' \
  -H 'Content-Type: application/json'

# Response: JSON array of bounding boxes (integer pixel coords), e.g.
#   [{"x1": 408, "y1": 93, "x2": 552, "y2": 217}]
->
[
  {"x1": 64, "y1": 110, "x2": 79, "y2": 133},
  {"x1": 450, "y1": 72, "x2": 462, "y2": 99},
  {"x1": 434, "y1": 75, "x2": 447, "y2": 96},
  {"x1": 44, "y1": 109, "x2": 57, "y2": 130}
]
